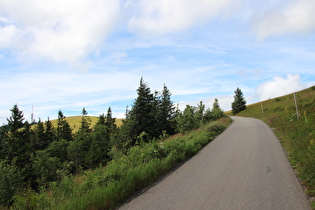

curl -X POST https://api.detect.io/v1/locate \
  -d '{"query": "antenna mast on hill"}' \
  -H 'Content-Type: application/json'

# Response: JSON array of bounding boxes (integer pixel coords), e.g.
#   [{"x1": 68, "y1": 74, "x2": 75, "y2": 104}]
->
[{"x1": 31, "y1": 105, "x2": 34, "y2": 123}]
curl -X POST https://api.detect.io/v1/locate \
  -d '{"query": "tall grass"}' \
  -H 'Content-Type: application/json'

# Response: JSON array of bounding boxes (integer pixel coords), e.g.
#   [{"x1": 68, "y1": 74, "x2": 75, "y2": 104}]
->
[
  {"x1": 13, "y1": 119, "x2": 231, "y2": 210},
  {"x1": 235, "y1": 86, "x2": 315, "y2": 208}
]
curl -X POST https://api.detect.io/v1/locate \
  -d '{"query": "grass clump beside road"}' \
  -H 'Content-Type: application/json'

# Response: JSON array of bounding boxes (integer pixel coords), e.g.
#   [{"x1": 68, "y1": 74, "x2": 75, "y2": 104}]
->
[
  {"x1": 234, "y1": 86, "x2": 315, "y2": 208},
  {"x1": 13, "y1": 118, "x2": 231, "y2": 210}
]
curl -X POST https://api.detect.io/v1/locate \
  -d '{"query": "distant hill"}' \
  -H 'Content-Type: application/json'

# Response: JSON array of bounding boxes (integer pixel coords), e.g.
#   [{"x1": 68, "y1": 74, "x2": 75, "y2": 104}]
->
[{"x1": 47, "y1": 116, "x2": 123, "y2": 133}]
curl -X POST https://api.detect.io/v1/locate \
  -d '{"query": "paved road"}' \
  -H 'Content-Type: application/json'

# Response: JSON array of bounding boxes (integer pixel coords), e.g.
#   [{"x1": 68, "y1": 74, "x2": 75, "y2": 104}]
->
[{"x1": 120, "y1": 117, "x2": 310, "y2": 210}]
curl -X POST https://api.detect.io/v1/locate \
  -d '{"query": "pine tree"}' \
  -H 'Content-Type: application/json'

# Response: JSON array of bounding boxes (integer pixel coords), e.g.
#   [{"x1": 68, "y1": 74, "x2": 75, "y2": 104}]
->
[{"x1": 231, "y1": 88, "x2": 247, "y2": 114}]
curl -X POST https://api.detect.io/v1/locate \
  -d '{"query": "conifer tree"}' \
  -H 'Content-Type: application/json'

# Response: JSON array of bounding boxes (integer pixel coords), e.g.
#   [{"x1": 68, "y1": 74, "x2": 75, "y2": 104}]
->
[
  {"x1": 33, "y1": 119, "x2": 46, "y2": 150},
  {"x1": 231, "y1": 88, "x2": 247, "y2": 114},
  {"x1": 45, "y1": 117, "x2": 55, "y2": 145},
  {"x1": 56, "y1": 110, "x2": 73, "y2": 141},
  {"x1": 129, "y1": 78, "x2": 156, "y2": 143},
  {"x1": 158, "y1": 84, "x2": 176, "y2": 135},
  {"x1": 6, "y1": 105, "x2": 33, "y2": 186},
  {"x1": 211, "y1": 98, "x2": 225, "y2": 120},
  {"x1": 105, "y1": 107, "x2": 116, "y2": 134},
  {"x1": 79, "y1": 107, "x2": 91, "y2": 133}
]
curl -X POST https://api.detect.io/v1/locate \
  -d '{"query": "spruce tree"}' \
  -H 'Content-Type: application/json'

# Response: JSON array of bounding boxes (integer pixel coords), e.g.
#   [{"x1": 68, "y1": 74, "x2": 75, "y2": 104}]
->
[
  {"x1": 33, "y1": 119, "x2": 46, "y2": 150},
  {"x1": 7, "y1": 104, "x2": 24, "y2": 133},
  {"x1": 6, "y1": 105, "x2": 33, "y2": 187},
  {"x1": 129, "y1": 78, "x2": 156, "y2": 143},
  {"x1": 45, "y1": 117, "x2": 55, "y2": 145},
  {"x1": 56, "y1": 110, "x2": 73, "y2": 141},
  {"x1": 231, "y1": 88, "x2": 247, "y2": 114},
  {"x1": 105, "y1": 107, "x2": 116, "y2": 134},
  {"x1": 79, "y1": 107, "x2": 91, "y2": 133},
  {"x1": 158, "y1": 84, "x2": 176, "y2": 135}
]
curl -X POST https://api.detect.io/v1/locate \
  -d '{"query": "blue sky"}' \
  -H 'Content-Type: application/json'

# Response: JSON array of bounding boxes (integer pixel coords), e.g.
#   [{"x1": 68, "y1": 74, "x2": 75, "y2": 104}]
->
[{"x1": 1, "y1": 0, "x2": 315, "y2": 124}]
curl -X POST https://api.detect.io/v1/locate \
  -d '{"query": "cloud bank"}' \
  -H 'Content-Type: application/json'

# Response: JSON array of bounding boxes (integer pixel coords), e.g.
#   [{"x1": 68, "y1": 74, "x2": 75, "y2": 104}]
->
[
  {"x1": 253, "y1": 0, "x2": 315, "y2": 39},
  {"x1": 0, "y1": 0, "x2": 119, "y2": 64},
  {"x1": 256, "y1": 74, "x2": 306, "y2": 100},
  {"x1": 127, "y1": 0, "x2": 238, "y2": 35}
]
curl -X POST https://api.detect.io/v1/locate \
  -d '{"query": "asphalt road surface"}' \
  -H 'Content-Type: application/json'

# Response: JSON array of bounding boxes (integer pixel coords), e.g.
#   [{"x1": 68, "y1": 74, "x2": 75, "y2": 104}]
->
[{"x1": 120, "y1": 116, "x2": 310, "y2": 210}]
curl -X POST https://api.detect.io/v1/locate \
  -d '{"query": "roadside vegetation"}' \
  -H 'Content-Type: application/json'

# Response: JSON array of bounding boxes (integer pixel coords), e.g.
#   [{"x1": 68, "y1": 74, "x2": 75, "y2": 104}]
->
[
  {"x1": 234, "y1": 86, "x2": 315, "y2": 208},
  {"x1": 0, "y1": 77, "x2": 229, "y2": 209}
]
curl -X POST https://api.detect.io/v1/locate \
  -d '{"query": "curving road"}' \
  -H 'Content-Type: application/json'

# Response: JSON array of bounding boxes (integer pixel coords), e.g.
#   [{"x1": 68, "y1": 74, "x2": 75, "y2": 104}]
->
[{"x1": 120, "y1": 117, "x2": 310, "y2": 210}]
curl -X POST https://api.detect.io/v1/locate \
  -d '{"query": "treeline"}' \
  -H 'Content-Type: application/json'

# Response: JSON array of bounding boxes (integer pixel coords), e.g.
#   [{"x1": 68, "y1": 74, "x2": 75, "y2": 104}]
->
[{"x1": 0, "y1": 78, "x2": 225, "y2": 207}]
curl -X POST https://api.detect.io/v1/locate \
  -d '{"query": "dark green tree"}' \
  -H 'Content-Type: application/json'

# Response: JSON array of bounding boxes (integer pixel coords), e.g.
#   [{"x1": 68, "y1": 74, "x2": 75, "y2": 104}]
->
[
  {"x1": 0, "y1": 160, "x2": 24, "y2": 207},
  {"x1": 6, "y1": 105, "x2": 34, "y2": 187},
  {"x1": 0, "y1": 126, "x2": 9, "y2": 160},
  {"x1": 56, "y1": 110, "x2": 73, "y2": 141},
  {"x1": 129, "y1": 78, "x2": 157, "y2": 143},
  {"x1": 231, "y1": 88, "x2": 247, "y2": 114},
  {"x1": 33, "y1": 119, "x2": 46, "y2": 150},
  {"x1": 7, "y1": 104, "x2": 24, "y2": 133},
  {"x1": 79, "y1": 107, "x2": 91, "y2": 133},
  {"x1": 157, "y1": 84, "x2": 176, "y2": 135},
  {"x1": 69, "y1": 108, "x2": 92, "y2": 171},
  {"x1": 105, "y1": 107, "x2": 116, "y2": 134},
  {"x1": 44, "y1": 117, "x2": 55, "y2": 146},
  {"x1": 87, "y1": 121, "x2": 111, "y2": 167}
]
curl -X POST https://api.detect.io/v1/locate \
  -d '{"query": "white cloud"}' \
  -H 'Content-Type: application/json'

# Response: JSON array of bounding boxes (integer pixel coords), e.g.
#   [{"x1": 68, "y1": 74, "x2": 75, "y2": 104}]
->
[
  {"x1": 253, "y1": 0, "x2": 315, "y2": 39},
  {"x1": 0, "y1": 0, "x2": 120, "y2": 64},
  {"x1": 256, "y1": 74, "x2": 307, "y2": 100},
  {"x1": 127, "y1": 0, "x2": 239, "y2": 36}
]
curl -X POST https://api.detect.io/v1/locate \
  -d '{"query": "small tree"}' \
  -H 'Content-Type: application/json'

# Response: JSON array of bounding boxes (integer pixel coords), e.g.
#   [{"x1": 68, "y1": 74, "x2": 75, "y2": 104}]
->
[
  {"x1": 176, "y1": 105, "x2": 198, "y2": 133},
  {"x1": 231, "y1": 87, "x2": 246, "y2": 114},
  {"x1": 211, "y1": 98, "x2": 225, "y2": 120}
]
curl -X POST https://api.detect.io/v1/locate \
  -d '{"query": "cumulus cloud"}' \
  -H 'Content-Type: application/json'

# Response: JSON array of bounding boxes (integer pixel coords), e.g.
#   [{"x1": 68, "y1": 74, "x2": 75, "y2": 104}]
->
[
  {"x1": 127, "y1": 0, "x2": 239, "y2": 36},
  {"x1": 0, "y1": 0, "x2": 120, "y2": 64},
  {"x1": 253, "y1": 0, "x2": 315, "y2": 39},
  {"x1": 256, "y1": 74, "x2": 306, "y2": 100}
]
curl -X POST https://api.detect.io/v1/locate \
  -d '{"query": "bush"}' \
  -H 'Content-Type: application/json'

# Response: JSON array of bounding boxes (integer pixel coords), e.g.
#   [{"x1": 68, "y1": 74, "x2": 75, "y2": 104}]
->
[{"x1": 0, "y1": 160, "x2": 24, "y2": 207}]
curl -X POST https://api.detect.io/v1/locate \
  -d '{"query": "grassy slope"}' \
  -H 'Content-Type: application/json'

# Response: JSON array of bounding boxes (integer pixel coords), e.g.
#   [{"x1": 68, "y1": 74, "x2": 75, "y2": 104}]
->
[
  {"x1": 233, "y1": 86, "x2": 315, "y2": 207},
  {"x1": 47, "y1": 116, "x2": 123, "y2": 133}
]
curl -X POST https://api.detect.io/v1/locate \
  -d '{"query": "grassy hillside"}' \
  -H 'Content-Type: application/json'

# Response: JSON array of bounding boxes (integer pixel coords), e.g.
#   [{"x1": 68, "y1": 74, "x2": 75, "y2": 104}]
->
[
  {"x1": 234, "y1": 86, "x2": 315, "y2": 207},
  {"x1": 48, "y1": 116, "x2": 123, "y2": 133}
]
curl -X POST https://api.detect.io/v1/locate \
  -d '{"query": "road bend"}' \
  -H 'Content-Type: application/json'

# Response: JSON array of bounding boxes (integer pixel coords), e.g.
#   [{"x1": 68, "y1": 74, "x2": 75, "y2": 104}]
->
[{"x1": 120, "y1": 116, "x2": 310, "y2": 210}]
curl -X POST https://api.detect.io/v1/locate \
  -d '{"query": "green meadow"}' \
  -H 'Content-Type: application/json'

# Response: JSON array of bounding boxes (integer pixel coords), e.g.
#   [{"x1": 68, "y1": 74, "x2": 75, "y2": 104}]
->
[{"x1": 48, "y1": 116, "x2": 123, "y2": 133}]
